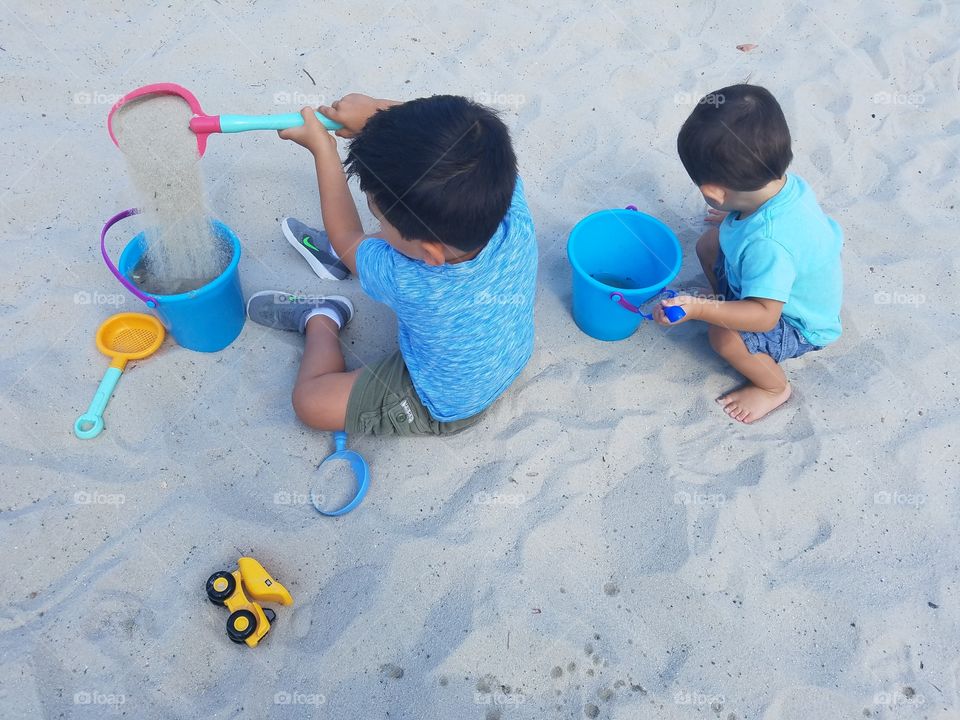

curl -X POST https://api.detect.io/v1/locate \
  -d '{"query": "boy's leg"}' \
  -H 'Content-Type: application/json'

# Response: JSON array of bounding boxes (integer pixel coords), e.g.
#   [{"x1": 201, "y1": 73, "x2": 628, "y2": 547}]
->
[
  {"x1": 707, "y1": 325, "x2": 791, "y2": 423},
  {"x1": 246, "y1": 290, "x2": 358, "y2": 432},
  {"x1": 696, "y1": 226, "x2": 721, "y2": 293},
  {"x1": 291, "y1": 316, "x2": 362, "y2": 431}
]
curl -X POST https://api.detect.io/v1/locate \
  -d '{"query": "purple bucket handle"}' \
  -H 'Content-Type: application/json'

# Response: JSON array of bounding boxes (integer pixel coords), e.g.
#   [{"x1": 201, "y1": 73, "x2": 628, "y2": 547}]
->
[
  {"x1": 610, "y1": 289, "x2": 686, "y2": 323},
  {"x1": 610, "y1": 291, "x2": 653, "y2": 319},
  {"x1": 101, "y1": 209, "x2": 159, "y2": 308}
]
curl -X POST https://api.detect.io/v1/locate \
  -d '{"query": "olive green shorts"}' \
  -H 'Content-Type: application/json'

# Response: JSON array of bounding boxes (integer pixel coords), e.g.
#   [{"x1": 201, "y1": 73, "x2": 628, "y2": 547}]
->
[{"x1": 345, "y1": 351, "x2": 482, "y2": 436}]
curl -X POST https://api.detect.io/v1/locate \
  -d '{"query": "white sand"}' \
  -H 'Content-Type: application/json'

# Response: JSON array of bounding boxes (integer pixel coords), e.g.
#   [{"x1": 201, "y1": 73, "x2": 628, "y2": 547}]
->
[
  {"x1": 114, "y1": 94, "x2": 227, "y2": 294},
  {"x1": 1, "y1": 1, "x2": 958, "y2": 719}
]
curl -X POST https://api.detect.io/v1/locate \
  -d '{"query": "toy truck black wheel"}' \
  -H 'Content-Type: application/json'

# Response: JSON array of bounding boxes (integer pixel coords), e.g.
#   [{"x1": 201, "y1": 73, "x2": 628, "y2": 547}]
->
[
  {"x1": 226, "y1": 610, "x2": 258, "y2": 643},
  {"x1": 206, "y1": 571, "x2": 236, "y2": 605}
]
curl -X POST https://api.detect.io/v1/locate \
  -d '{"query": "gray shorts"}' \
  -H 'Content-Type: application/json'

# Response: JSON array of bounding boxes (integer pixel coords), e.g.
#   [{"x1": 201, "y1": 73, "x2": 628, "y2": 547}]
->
[{"x1": 713, "y1": 255, "x2": 821, "y2": 363}]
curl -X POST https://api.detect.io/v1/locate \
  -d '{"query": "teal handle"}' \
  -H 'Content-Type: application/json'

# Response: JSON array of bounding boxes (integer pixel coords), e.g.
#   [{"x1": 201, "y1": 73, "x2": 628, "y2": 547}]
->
[
  {"x1": 218, "y1": 112, "x2": 343, "y2": 133},
  {"x1": 74, "y1": 366, "x2": 123, "y2": 440}
]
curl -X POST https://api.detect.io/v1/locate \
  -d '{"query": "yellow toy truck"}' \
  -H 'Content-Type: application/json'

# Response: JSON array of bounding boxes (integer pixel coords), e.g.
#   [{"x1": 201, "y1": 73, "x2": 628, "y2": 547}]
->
[{"x1": 205, "y1": 557, "x2": 293, "y2": 647}]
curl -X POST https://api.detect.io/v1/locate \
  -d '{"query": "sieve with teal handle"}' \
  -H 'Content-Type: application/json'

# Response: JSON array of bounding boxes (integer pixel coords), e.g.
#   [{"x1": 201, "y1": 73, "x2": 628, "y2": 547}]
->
[
  {"x1": 74, "y1": 313, "x2": 165, "y2": 439},
  {"x1": 107, "y1": 83, "x2": 343, "y2": 157}
]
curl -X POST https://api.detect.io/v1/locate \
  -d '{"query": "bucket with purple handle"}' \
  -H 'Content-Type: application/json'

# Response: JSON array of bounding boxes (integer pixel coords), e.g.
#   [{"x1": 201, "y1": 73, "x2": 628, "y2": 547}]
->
[
  {"x1": 567, "y1": 206, "x2": 684, "y2": 341},
  {"x1": 100, "y1": 209, "x2": 245, "y2": 352}
]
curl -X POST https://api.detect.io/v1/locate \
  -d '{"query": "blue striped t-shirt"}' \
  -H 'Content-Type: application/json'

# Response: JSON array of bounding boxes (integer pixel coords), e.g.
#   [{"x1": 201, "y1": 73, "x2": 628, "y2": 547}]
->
[{"x1": 356, "y1": 177, "x2": 537, "y2": 422}]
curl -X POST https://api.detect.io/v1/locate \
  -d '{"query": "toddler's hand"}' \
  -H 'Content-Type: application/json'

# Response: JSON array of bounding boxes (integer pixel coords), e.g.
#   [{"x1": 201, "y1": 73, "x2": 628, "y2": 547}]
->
[
  {"x1": 705, "y1": 209, "x2": 729, "y2": 224},
  {"x1": 318, "y1": 94, "x2": 393, "y2": 138},
  {"x1": 278, "y1": 107, "x2": 336, "y2": 155},
  {"x1": 654, "y1": 294, "x2": 697, "y2": 326}
]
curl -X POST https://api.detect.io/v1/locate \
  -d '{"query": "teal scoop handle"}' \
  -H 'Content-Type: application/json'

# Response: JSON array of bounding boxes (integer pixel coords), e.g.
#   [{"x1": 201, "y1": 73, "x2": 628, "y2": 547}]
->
[
  {"x1": 218, "y1": 112, "x2": 343, "y2": 133},
  {"x1": 74, "y1": 366, "x2": 123, "y2": 439}
]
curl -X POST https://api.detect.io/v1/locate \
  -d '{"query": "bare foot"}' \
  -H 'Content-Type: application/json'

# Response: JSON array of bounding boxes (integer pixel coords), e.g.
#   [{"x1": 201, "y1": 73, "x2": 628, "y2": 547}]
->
[{"x1": 717, "y1": 384, "x2": 792, "y2": 424}]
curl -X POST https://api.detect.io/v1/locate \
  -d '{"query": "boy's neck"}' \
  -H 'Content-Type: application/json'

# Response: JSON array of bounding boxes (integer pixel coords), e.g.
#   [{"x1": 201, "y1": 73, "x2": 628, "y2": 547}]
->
[
  {"x1": 445, "y1": 246, "x2": 482, "y2": 264},
  {"x1": 732, "y1": 175, "x2": 788, "y2": 218}
]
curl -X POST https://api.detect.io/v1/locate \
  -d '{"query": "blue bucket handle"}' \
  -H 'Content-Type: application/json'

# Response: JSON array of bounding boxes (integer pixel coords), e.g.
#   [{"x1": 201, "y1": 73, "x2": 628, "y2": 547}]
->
[
  {"x1": 610, "y1": 288, "x2": 686, "y2": 323},
  {"x1": 310, "y1": 431, "x2": 371, "y2": 517}
]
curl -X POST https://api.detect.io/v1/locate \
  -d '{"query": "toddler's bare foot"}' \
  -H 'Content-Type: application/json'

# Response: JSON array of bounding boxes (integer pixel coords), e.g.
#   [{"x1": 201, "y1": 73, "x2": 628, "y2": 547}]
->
[{"x1": 717, "y1": 383, "x2": 791, "y2": 424}]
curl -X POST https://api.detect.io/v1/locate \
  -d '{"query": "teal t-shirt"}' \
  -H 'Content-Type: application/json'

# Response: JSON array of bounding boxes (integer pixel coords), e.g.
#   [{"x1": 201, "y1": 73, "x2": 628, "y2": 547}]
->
[
  {"x1": 356, "y1": 177, "x2": 537, "y2": 422},
  {"x1": 719, "y1": 173, "x2": 843, "y2": 346}
]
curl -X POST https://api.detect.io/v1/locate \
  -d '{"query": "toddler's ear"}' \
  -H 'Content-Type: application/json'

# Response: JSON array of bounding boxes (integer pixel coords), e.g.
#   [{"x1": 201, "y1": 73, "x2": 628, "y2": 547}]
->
[{"x1": 700, "y1": 184, "x2": 726, "y2": 209}]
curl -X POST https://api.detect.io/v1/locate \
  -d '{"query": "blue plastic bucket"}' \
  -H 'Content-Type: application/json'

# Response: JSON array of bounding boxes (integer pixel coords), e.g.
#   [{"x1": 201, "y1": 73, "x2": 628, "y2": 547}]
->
[
  {"x1": 102, "y1": 210, "x2": 245, "y2": 353},
  {"x1": 567, "y1": 208, "x2": 682, "y2": 341}
]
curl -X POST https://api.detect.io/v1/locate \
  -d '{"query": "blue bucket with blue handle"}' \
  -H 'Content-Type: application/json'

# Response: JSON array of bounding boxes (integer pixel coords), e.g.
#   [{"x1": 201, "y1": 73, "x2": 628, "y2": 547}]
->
[
  {"x1": 101, "y1": 209, "x2": 245, "y2": 353},
  {"x1": 567, "y1": 207, "x2": 683, "y2": 341}
]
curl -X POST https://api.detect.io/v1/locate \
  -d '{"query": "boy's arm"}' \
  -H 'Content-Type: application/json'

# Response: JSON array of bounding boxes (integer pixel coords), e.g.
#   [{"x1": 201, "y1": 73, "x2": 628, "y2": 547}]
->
[
  {"x1": 318, "y1": 94, "x2": 402, "y2": 138},
  {"x1": 279, "y1": 108, "x2": 364, "y2": 274},
  {"x1": 657, "y1": 236, "x2": 793, "y2": 331},
  {"x1": 656, "y1": 295, "x2": 783, "y2": 333}
]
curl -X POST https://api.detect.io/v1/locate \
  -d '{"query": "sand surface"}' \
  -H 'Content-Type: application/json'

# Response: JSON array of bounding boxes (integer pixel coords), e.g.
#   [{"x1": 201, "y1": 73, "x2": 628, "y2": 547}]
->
[{"x1": 1, "y1": 1, "x2": 958, "y2": 718}]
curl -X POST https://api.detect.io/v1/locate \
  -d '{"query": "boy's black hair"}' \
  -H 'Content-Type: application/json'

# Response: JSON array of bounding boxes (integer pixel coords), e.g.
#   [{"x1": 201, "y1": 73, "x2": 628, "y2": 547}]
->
[
  {"x1": 344, "y1": 95, "x2": 517, "y2": 253},
  {"x1": 677, "y1": 84, "x2": 793, "y2": 192}
]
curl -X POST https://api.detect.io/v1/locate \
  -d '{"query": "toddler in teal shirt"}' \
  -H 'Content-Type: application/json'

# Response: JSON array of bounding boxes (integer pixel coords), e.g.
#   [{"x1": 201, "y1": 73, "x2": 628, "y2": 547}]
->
[{"x1": 656, "y1": 84, "x2": 843, "y2": 423}]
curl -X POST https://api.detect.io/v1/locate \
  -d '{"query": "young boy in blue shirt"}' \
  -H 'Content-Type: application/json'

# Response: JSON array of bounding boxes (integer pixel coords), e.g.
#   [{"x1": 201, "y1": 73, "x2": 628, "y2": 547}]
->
[
  {"x1": 247, "y1": 94, "x2": 537, "y2": 435},
  {"x1": 656, "y1": 84, "x2": 843, "y2": 423}
]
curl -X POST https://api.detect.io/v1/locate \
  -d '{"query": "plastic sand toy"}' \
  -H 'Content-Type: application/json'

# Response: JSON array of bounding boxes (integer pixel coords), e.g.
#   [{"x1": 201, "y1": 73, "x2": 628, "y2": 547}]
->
[
  {"x1": 567, "y1": 206, "x2": 684, "y2": 340},
  {"x1": 101, "y1": 209, "x2": 245, "y2": 352},
  {"x1": 74, "y1": 312, "x2": 165, "y2": 439},
  {"x1": 108, "y1": 83, "x2": 342, "y2": 157},
  {"x1": 311, "y1": 431, "x2": 371, "y2": 517},
  {"x1": 205, "y1": 557, "x2": 293, "y2": 648}
]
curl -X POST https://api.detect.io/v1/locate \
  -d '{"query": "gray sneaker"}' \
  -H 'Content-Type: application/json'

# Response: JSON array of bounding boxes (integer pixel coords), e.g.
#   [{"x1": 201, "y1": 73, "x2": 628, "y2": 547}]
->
[
  {"x1": 282, "y1": 217, "x2": 350, "y2": 280},
  {"x1": 246, "y1": 290, "x2": 355, "y2": 333}
]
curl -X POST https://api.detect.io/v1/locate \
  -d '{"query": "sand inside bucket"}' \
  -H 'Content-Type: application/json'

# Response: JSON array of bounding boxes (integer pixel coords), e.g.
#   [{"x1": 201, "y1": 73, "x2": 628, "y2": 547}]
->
[{"x1": 113, "y1": 95, "x2": 229, "y2": 295}]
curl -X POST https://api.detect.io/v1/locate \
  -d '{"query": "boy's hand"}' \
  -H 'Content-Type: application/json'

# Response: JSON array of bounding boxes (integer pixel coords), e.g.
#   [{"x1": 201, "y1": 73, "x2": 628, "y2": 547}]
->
[
  {"x1": 318, "y1": 94, "x2": 400, "y2": 138},
  {"x1": 653, "y1": 294, "x2": 699, "y2": 326},
  {"x1": 278, "y1": 107, "x2": 336, "y2": 155},
  {"x1": 705, "y1": 209, "x2": 729, "y2": 224}
]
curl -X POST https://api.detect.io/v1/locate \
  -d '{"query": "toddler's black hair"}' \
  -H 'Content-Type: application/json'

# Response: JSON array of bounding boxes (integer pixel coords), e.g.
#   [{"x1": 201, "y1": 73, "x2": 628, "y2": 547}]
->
[
  {"x1": 345, "y1": 95, "x2": 517, "y2": 253},
  {"x1": 677, "y1": 84, "x2": 793, "y2": 191}
]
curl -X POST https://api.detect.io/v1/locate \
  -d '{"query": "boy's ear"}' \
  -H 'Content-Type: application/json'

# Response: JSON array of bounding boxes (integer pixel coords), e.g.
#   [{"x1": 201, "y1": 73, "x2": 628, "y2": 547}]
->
[
  {"x1": 699, "y1": 184, "x2": 727, "y2": 208},
  {"x1": 419, "y1": 240, "x2": 447, "y2": 267}
]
